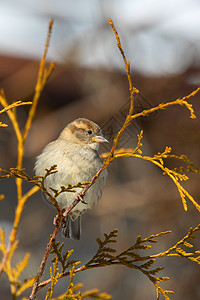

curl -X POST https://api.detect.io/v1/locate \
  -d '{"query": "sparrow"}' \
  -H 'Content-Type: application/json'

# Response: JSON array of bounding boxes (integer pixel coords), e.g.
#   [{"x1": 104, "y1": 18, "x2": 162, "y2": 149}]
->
[{"x1": 34, "y1": 118, "x2": 108, "y2": 240}]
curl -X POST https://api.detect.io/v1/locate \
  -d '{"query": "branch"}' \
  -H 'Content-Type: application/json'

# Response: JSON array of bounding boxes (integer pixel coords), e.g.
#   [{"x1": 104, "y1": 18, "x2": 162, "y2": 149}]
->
[
  {"x1": 0, "y1": 90, "x2": 22, "y2": 143},
  {"x1": 0, "y1": 99, "x2": 32, "y2": 115},
  {"x1": 37, "y1": 225, "x2": 200, "y2": 299},
  {"x1": 29, "y1": 222, "x2": 62, "y2": 300},
  {"x1": 22, "y1": 19, "x2": 55, "y2": 142},
  {"x1": 113, "y1": 149, "x2": 200, "y2": 212},
  {"x1": 130, "y1": 87, "x2": 199, "y2": 121},
  {"x1": 0, "y1": 20, "x2": 55, "y2": 281}
]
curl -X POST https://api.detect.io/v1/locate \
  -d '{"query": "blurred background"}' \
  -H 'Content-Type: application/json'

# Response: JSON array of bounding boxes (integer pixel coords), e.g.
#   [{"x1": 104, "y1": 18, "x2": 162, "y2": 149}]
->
[{"x1": 0, "y1": 0, "x2": 200, "y2": 299}]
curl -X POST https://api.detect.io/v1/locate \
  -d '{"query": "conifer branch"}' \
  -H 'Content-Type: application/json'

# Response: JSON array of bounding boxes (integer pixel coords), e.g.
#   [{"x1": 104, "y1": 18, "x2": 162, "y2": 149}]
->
[{"x1": 37, "y1": 225, "x2": 200, "y2": 299}]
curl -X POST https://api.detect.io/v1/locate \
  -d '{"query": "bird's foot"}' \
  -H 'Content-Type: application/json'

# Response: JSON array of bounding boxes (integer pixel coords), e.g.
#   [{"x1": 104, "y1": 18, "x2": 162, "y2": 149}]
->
[
  {"x1": 53, "y1": 210, "x2": 65, "y2": 227},
  {"x1": 53, "y1": 214, "x2": 59, "y2": 226},
  {"x1": 77, "y1": 193, "x2": 87, "y2": 204}
]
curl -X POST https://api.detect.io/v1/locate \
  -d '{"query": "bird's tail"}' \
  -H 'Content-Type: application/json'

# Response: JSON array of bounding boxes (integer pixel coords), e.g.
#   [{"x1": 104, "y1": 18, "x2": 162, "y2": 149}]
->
[{"x1": 62, "y1": 215, "x2": 82, "y2": 240}]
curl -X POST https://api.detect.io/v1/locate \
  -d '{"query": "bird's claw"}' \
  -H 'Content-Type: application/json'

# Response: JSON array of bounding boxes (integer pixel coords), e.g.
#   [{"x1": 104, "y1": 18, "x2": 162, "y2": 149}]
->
[
  {"x1": 78, "y1": 194, "x2": 87, "y2": 204},
  {"x1": 53, "y1": 214, "x2": 59, "y2": 227},
  {"x1": 53, "y1": 210, "x2": 65, "y2": 227}
]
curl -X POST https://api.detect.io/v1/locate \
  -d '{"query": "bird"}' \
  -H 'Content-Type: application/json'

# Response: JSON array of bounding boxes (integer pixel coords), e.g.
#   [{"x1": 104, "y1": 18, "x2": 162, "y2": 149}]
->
[{"x1": 34, "y1": 118, "x2": 108, "y2": 240}]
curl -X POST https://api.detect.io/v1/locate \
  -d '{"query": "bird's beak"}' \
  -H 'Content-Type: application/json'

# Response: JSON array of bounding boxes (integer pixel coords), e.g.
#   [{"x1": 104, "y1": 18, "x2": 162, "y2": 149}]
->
[{"x1": 92, "y1": 135, "x2": 109, "y2": 143}]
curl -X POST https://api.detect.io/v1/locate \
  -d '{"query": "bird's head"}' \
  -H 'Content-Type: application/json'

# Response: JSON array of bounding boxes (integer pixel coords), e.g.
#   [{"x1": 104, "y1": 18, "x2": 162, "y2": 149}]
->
[{"x1": 59, "y1": 118, "x2": 108, "y2": 150}]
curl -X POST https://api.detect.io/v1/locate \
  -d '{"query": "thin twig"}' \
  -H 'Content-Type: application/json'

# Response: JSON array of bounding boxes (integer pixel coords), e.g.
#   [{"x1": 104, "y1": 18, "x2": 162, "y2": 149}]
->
[
  {"x1": 29, "y1": 221, "x2": 62, "y2": 300},
  {"x1": 0, "y1": 20, "x2": 55, "y2": 280},
  {"x1": 22, "y1": 19, "x2": 55, "y2": 142},
  {"x1": 37, "y1": 265, "x2": 87, "y2": 291},
  {"x1": 29, "y1": 189, "x2": 91, "y2": 299},
  {"x1": 0, "y1": 100, "x2": 32, "y2": 114},
  {"x1": 130, "y1": 87, "x2": 200, "y2": 121},
  {"x1": 29, "y1": 18, "x2": 137, "y2": 298}
]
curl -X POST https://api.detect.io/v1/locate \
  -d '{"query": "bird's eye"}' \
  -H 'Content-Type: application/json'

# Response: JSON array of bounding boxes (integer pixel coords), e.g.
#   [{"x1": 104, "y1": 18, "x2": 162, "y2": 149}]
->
[{"x1": 87, "y1": 129, "x2": 92, "y2": 135}]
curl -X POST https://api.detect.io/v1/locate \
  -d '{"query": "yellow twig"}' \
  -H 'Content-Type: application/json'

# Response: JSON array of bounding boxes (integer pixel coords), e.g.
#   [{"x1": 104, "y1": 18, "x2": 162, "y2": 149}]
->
[
  {"x1": 10, "y1": 186, "x2": 40, "y2": 244},
  {"x1": 0, "y1": 99, "x2": 32, "y2": 115},
  {"x1": 130, "y1": 87, "x2": 200, "y2": 121},
  {"x1": 114, "y1": 151, "x2": 200, "y2": 212},
  {"x1": 109, "y1": 18, "x2": 139, "y2": 116},
  {"x1": 0, "y1": 91, "x2": 22, "y2": 143},
  {"x1": 22, "y1": 19, "x2": 55, "y2": 143},
  {"x1": 101, "y1": 19, "x2": 139, "y2": 171},
  {"x1": 0, "y1": 20, "x2": 55, "y2": 280},
  {"x1": 100, "y1": 148, "x2": 134, "y2": 159}
]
